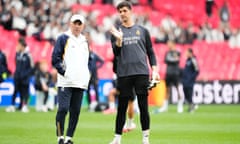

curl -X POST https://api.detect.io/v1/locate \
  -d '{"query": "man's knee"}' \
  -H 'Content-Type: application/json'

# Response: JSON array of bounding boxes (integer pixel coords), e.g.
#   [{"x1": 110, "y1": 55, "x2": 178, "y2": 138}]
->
[{"x1": 58, "y1": 106, "x2": 68, "y2": 114}]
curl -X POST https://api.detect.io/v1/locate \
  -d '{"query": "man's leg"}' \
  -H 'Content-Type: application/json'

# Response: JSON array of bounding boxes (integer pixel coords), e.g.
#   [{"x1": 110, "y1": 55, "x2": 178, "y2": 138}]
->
[
  {"x1": 135, "y1": 75, "x2": 150, "y2": 144},
  {"x1": 103, "y1": 88, "x2": 117, "y2": 114},
  {"x1": 88, "y1": 76, "x2": 98, "y2": 112},
  {"x1": 155, "y1": 85, "x2": 170, "y2": 113},
  {"x1": 115, "y1": 96, "x2": 129, "y2": 134},
  {"x1": 110, "y1": 77, "x2": 133, "y2": 144},
  {"x1": 127, "y1": 100, "x2": 134, "y2": 119},
  {"x1": 123, "y1": 100, "x2": 136, "y2": 132},
  {"x1": 6, "y1": 81, "x2": 19, "y2": 112},
  {"x1": 184, "y1": 87, "x2": 195, "y2": 112},
  {"x1": 42, "y1": 91, "x2": 49, "y2": 112},
  {"x1": 56, "y1": 87, "x2": 72, "y2": 141},
  {"x1": 93, "y1": 77, "x2": 99, "y2": 102},
  {"x1": 20, "y1": 84, "x2": 30, "y2": 113},
  {"x1": 15, "y1": 80, "x2": 23, "y2": 110},
  {"x1": 176, "y1": 83, "x2": 184, "y2": 113},
  {"x1": 137, "y1": 95, "x2": 150, "y2": 130},
  {"x1": 66, "y1": 88, "x2": 84, "y2": 138},
  {"x1": 183, "y1": 87, "x2": 191, "y2": 104},
  {"x1": 110, "y1": 96, "x2": 129, "y2": 144}
]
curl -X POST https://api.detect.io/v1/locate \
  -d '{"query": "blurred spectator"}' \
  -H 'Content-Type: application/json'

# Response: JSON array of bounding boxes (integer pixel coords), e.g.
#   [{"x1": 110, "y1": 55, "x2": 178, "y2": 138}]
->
[
  {"x1": 26, "y1": 20, "x2": 40, "y2": 37},
  {"x1": 161, "y1": 13, "x2": 176, "y2": 33},
  {"x1": 229, "y1": 28, "x2": 240, "y2": 48},
  {"x1": 34, "y1": 60, "x2": 51, "y2": 112},
  {"x1": 5, "y1": 37, "x2": 34, "y2": 113},
  {"x1": 0, "y1": 3, "x2": 13, "y2": 30},
  {"x1": 90, "y1": 26, "x2": 107, "y2": 45},
  {"x1": 87, "y1": 49, "x2": 104, "y2": 111},
  {"x1": 47, "y1": 68, "x2": 58, "y2": 111},
  {"x1": 198, "y1": 21, "x2": 212, "y2": 42},
  {"x1": 205, "y1": 0, "x2": 217, "y2": 17},
  {"x1": 11, "y1": 4, "x2": 27, "y2": 35},
  {"x1": 211, "y1": 26, "x2": 224, "y2": 42},
  {"x1": 219, "y1": 0, "x2": 230, "y2": 26},
  {"x1": 181, "y1": 48, "x2": 199, "y2": 113},
  {"x1": 154, "y1": 40, "x2": 183, "y2": 113},
  {"x1": 161, "y1": 14, "x2": 177, "y2": 42},
  {"x1": 85, "y1": 31, "x2": 104, "y2": 111},
  {"x1": 222, "y1": 24, "x2": 232, "y2": 41},
  {"x1": 174, "y1": 20, "x2": 186, "y2": 44},
  {"x1": 154, "y1": 26, "x2": 168, "y2": 43},
  {"x1": 185, "y1": 23, "x2": 198, "y2": 44},
  {"x1": 0, "y1": 49, "x2": 9, "y2": 83},
  {"x1": 0, "y1": 0, "x2": 239, "y2": 48}
]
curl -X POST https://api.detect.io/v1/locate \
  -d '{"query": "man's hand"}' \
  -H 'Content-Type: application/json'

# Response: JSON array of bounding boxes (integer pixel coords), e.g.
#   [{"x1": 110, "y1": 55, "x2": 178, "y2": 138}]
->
[
  {"x1": 110, "y1": 26, "x2": 123, "y2": 47},
  {"x1": 152, "y1": 71, "x2": 160, "y2": 81},
  {"x1": 151, "y1": 66, "x2": 160, "y2": 81},
  {"x1": 148, "y1": 68, "x2": 160, "y2": 90}
]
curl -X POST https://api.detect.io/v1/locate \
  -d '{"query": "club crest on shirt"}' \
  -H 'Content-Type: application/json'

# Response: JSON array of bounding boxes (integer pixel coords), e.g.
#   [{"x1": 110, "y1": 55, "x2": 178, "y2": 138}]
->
[{"x1": 136, "y1": 30, "x2": 140, "y2": 35}]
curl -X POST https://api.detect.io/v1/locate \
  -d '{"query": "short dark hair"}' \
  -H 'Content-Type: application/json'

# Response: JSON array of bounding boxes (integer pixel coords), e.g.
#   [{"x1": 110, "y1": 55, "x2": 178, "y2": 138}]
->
[
  {"x1": 117, "y1": 1, "x2": 132, "y2": 10},
  {"x1": 18, "y1": 37, "x2": 26, "y2": 47},
  {"x1": 188, "y1": 48, "x2": 193, "y2": 54}
]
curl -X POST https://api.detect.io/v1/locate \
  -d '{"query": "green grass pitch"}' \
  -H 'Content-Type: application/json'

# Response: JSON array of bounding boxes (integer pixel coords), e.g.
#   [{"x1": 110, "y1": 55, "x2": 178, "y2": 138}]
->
[{"x1": 0, "y1": 105, "x2": 240, "y2": 144}]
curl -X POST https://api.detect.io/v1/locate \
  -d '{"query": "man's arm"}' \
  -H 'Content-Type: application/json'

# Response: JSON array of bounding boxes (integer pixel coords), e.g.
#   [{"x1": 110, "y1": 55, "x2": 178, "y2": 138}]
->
[
  {"x1": 192, "y1": 57, "x2": 199, "y2": 77},
  {"x1": 144, "y1": 28, "x2": 160, "y2": 80},
  {"x1": 51, "y1": 35, "x2": 68, "y2": 76},
  {"x1": 95, "y1": 53, "x2": 104, "y2": 69},
  {"x1": 144, "y1": 28, "x2": 157, "y2": 66},
  {"x1": 2, "y1": 52, "x2": 8, "y2": 73},
  {"x1": 110, "y1": 26, "x2": 123, "y2": 56}
]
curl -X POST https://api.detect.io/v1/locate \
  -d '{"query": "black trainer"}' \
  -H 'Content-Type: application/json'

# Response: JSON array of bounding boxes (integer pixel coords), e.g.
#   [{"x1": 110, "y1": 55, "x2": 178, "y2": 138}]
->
[
  {"x1": 188, "y1": 104, "x2": 195, "y2": 113},
  {"x1": 65, "y1": 140, "x2": 73, "y2": 144},
  {"x1": 58, "y1": 139, "x2": 64, "y2": 144}
]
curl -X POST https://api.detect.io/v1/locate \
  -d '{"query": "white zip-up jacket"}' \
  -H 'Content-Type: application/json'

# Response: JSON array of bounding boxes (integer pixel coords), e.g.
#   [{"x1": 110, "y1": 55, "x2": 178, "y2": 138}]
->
[{"x1": 52, "y1": 30, "x2": 90, "y2": 89}]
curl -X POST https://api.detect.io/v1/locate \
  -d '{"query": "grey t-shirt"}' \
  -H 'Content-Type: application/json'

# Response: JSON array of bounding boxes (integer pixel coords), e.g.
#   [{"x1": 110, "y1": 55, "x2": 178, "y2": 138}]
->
[{"x1": 111, "y1": 24, "x2": 157, "y2": 77}]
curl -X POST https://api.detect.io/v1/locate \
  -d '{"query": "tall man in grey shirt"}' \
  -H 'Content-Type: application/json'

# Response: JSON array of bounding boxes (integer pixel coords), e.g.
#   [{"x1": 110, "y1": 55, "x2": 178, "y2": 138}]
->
[{"x1": 109, "y1": 1, "x2": 159, "y2": 144}]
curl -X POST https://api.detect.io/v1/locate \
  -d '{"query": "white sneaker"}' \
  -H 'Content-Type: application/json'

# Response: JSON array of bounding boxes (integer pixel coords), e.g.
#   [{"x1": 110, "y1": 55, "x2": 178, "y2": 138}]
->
[
  {"x1": 159, "y1": 106, "x2": 168, "y2": 113},
  {"x1": 102, "y1": 108, "x2": 116, "y2": 114},
  {"x1": 42, "y1": 105, "x2": 48, "y2": 112},
  {"x1": 153, "y1": 106, "x2": 168, "y2": 114},
  {"x1": 5, "y1": 106, "x2": 16, "y2": 112},
  {"x1": 142, "y1": 137, "x2": 150, "y2": 144},
  {"x1": 123, "y1": 122, "x2": 136, "y2": 133},
  {"x1": 21, "y1": 105, "x2": 29, "y2": 113},
  {"x1": 109, "y1": 138, "x2": 121, "y2": 144},
  {"x1": 89, "y1": 101, "x2": 98, "y2": 112}
]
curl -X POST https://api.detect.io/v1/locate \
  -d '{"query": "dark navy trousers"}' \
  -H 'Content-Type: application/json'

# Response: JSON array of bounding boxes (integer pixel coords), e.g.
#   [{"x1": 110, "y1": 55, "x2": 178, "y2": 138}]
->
[
  {"x1": 56, "y1": 87, "x2": 84, "y2": 137},
  {"x1": 183, "y1": 86, "x2": 193, "y2": 104}
]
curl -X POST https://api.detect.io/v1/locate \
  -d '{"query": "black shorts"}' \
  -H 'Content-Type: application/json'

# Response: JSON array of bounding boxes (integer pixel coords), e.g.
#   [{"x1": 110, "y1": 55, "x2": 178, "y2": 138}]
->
[
  {"x1": 117, "y1": 75, "x2": 149, "y2": 99},
  {"x1": 115, "y1": 85, "x2": 136, "y2": 101},
  {"x1": 165, "y1": 74, "x2": 180, "y2": 87}
]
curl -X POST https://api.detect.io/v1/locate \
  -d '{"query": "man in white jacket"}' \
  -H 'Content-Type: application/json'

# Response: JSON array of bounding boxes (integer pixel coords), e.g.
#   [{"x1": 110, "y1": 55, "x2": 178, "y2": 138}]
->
[{"x1": 52, "y1": 14, "x2": 90, "y2": 144}]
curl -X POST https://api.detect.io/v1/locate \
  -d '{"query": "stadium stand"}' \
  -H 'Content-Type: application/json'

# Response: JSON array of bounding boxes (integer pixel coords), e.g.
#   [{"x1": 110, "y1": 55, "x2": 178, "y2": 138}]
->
[{"x1": 0, "y1": 0, "x2": 239, "y2": 80}]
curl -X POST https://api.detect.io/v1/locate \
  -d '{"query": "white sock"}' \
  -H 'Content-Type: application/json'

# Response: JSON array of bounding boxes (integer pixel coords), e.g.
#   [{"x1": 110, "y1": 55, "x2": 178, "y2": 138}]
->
[
  {"x1": 109, "y1": 102, "x2": 115, "y2": 109},
  {"x1": 142, "y1": 130, "x2": 150, "y2": 142},
  {"x1": 127, "y1": 118, "x2": 134, "y2": 126},
  {"x1": 142, "y1": 130, "x2": 150, "y2": 137},
  {"x1": 57, "y1": 136, "x2": 64, "y2": 141},
  {"x1": 114, "y1": 134, "x2": 121, "y2": 142},
  {"x1": 65, "y1": 136, "x2": 72, "y2": 142}
]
